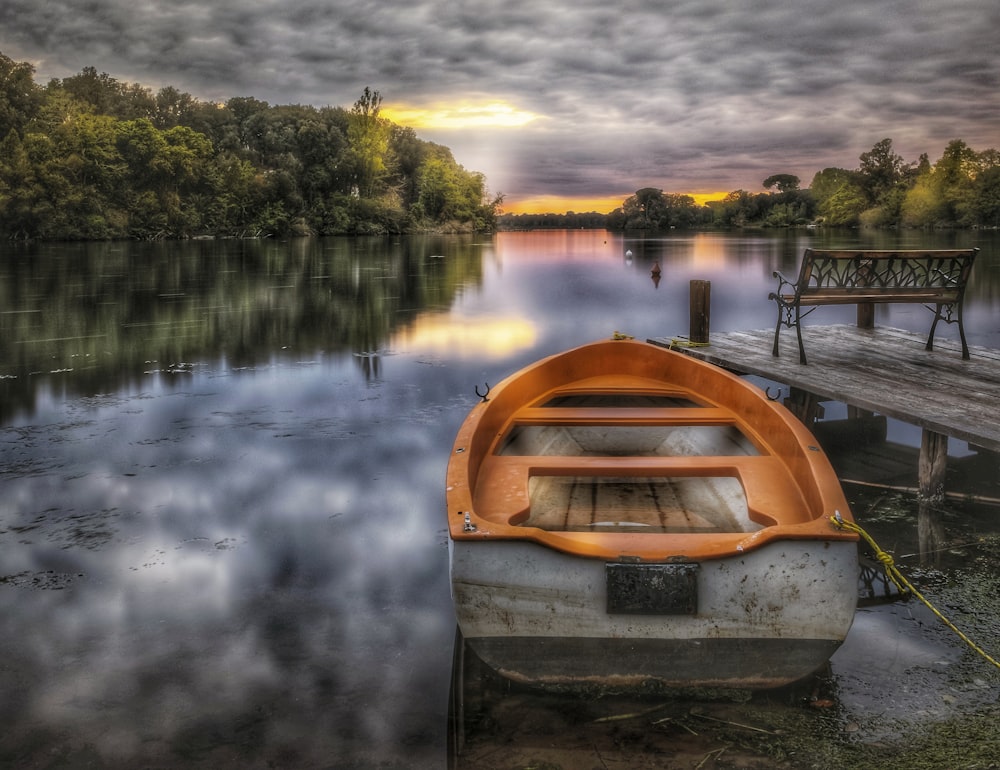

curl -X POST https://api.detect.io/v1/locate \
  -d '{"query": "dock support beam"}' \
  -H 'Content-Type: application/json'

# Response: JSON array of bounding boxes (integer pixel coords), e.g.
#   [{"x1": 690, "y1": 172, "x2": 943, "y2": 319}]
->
[
  {"x1": 857, "y1": 301, "x2": 875, "y2": 329},
  {"x1": 689, "y1": 280, "x2": 711, "y2": 344},
  {"x1": 917, "y1": 429, "x2": 948, "y2": 564},
  {"x1": 785, "y1": 387, "x2": 824, "y2": 427},
  {"x1": 918, "y1": 429, "x2": 948, "y2": 503}
]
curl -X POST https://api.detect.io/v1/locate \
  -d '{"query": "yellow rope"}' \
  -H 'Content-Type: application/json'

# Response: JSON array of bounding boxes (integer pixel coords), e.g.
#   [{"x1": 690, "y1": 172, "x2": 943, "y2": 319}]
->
[
  {"x1": 612, "y1": 331, "x2": 634, "y2": 340},
  {"x1": 830, "y1": 512, "x2": 1000, "y2": 671},
  {"x1": 668, "y1": 337, "x2": 711, "y2": 349}
]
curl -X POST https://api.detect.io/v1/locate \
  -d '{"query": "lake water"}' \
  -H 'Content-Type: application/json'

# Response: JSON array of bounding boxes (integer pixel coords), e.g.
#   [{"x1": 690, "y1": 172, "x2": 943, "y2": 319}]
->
[{"x1": 1, "y1": 230, "x2": 999, "y2": 768}]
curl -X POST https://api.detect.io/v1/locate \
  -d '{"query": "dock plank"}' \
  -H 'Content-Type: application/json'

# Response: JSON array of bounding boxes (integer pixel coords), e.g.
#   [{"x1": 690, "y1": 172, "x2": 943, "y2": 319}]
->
[{"x1": 649, "y1": 325, "x2": 1000, "y2": 453}]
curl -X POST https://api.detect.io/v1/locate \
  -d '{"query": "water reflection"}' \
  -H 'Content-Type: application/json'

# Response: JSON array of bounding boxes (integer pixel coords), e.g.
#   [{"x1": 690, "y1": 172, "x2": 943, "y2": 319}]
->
[
  {"x1": 2, "y1": 230, "x2": 999, "y2": 767},
  {"x1": 0, "y1": 235, "x2": 487, "y2": 420},
  {"x1": 394, "y1": 313, "x2": 537, "y2": 360},
  {"x1": 1, "y1": 358, "x2": 466, "y2": 766}
]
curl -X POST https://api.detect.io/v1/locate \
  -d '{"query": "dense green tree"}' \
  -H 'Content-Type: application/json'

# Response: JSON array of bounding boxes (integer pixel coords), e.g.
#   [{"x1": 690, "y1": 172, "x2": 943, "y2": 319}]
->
[
  {"x1": 154, "y1": 86, "x2": 199, "y2": 128},
  {"x1": 901, "y1": 172, "x2": 943, "y2": 227},
  {"x1": 899, "y1": 140, "x2": 989, "y2": 227},
  {"x1": 614, "y1": 188, "x2": 666, "y2": 229},
  {"x1": 718, "y1": 190, "x2": 758, "y2": 227},
  {"x1": 858, "y1": 138, "x2": 908, "y2": 202},
  {"x1": 934, "y1": 139, "x2": 979, "y2": 224},
  {"x1": 970, "y1": 167, "x2": 1000, "y2": 228},
  {"x1": 809, "y1": 168, "x2": 855, "y2": 204},
  {"x1": 416, "y1": 155, "x2": 461, "y2": 220},
  {"x1": 0, "y1": 52, "x2": 43, "y2": 138},
  {"x1": 0, "y1": 131, "x2": 45, "y2": 237},
  {"x1": 391, "y1": 125, "x2": 429, "y2": 208},
  {"x1": 820, "y1": 182, "x2": 868, "y2": 226},
  {"x1": 56, "y1": 66, "x2": 159, "y2": 120},
  {"x1": 809, "y1": 168, "x2": 863, "y2": 226}
]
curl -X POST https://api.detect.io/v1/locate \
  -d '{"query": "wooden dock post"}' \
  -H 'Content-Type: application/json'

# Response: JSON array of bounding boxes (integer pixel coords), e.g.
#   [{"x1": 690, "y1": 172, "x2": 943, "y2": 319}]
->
[
  {"x1": 918, "y1": 429, "x2": 948, "y2": 564},
  {"x1": 785, "y1": 387, "x2": 824, "y2": 427},
  {"x1": 918, "y1": 429, "x2": 948, "y2": 502},
  {"x1": 857, "y1": 302, "x2": 875, "y2": 329},
  {"x1": 689, "y1": 280, "x2": 710, "y2": 344}
]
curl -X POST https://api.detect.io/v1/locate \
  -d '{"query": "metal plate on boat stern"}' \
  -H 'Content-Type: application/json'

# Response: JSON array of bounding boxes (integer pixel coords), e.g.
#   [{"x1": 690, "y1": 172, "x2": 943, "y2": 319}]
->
[{"x1": 606, "y1": 563, "x2": 699, "y2": 615}]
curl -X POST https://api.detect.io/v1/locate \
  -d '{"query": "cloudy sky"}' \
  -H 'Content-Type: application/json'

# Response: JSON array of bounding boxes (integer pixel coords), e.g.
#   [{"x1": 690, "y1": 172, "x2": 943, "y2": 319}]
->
[{"x1": 2, "y1": 0, "x2": 998, "y2": 212}]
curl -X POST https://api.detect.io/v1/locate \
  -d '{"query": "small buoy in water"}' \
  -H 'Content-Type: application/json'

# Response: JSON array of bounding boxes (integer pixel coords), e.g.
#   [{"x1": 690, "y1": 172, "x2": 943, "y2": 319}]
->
[
  {"x1": 651, "y1": 261, "x2": 661, "y2": 276},
  {"x1": 625, "y1": 249, "x2": 633, "y2": 258}
]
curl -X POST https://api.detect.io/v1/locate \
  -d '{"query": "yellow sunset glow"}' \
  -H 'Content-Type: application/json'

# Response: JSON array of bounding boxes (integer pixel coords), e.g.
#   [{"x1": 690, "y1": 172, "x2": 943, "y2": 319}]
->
[
  {"x1": 503, "y1": 196, "x2": 624, "y2": 215},
  {"x1": 382, "y1": 100, "x2": 539, "y2": 129},
  {"x1": 503, "y1": 192, "x2": 731, "y2": 215},
  {"x1": 689, "y1": 192, "x2": 730, "y2": 206}
]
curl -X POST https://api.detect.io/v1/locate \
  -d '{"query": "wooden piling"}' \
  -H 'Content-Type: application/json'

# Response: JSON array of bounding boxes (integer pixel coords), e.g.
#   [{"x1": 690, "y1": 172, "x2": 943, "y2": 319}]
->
[
  {"x1": 857, "y1": 302, "x2": 875, "y2": 329},
  {"x1": 918, "y1": 429, "x2": 948, "y2": 502},
  {"x1": 689, "y1": 280, "x2": 711, "y2": 344}
]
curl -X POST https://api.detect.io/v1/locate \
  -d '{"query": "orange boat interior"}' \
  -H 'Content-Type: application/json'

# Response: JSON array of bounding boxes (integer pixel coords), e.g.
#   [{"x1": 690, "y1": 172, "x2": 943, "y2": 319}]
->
[
  {"x1": 473, "y1": 384, "x2": 810, "y2": 533},
  {"x1": 446, "y1": 342, "x2": 856, "y2": 559}
]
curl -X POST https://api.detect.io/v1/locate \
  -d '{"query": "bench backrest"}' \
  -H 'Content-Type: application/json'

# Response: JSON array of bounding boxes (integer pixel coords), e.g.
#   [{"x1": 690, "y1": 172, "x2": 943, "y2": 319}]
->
[{"x1": 796, "y1": 248, "x2": 978, "y2": 298}]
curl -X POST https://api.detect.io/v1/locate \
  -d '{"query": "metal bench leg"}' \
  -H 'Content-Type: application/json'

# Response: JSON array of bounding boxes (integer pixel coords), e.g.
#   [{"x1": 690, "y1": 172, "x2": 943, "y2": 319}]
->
[
  {"x1": 925, "y1": 303, "x2": 941, "y2": 353},
  {"x1": 771, "y1": 305, "x2": 783, "y2": 357},
  {"x1": 795, "y1": 308, "x2": 807, "y2": 365},
  {"x1": 957, "y1": 305, "x2": 970, "y2": 360}
]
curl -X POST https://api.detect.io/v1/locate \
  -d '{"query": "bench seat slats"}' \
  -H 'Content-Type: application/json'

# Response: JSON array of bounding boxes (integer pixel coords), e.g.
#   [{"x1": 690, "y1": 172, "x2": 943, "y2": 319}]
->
[{"x1": 783, "y1": 290, "x2": 961, "y2": 305}]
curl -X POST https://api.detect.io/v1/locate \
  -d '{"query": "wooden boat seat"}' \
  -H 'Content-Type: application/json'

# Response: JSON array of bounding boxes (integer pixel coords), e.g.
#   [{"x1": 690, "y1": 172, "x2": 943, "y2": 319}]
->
[
  {"x1": 473, "y1": 454, "x2": 811, "y2": 532},
  {"x1": 509, "y1": 406, "x2": 736, "y2": 427},
  {"x1": 473, "y1": 398, "x2": 813, "y2": 534}
]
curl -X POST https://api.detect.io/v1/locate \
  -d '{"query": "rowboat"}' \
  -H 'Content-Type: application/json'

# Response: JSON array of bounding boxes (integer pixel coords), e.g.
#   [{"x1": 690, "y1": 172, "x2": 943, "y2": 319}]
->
[{"x1": 446, "y1": 338, "x2": 859, "y2": 689}]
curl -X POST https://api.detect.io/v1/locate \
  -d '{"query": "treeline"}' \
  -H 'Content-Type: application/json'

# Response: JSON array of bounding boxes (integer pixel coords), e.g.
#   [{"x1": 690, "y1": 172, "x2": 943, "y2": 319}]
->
[
  {"x1": 503, "y1": 137, "x2": 1000, "y2": 231},
  {"x1": 499, "y1": 211, "x2": 609, "y2": 230},
  {"x1": 0, "y1": 51, "x2": 502, "y2": 240},
  {"x1": 610, "y1": 138, "x2": 1000, "y2": 230}
]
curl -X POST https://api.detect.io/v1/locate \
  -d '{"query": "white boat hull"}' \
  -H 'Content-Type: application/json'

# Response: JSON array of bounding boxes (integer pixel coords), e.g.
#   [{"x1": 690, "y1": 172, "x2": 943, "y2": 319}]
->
[{"x1": 450, "y1": 537, "x2": 857, "y2": 688}]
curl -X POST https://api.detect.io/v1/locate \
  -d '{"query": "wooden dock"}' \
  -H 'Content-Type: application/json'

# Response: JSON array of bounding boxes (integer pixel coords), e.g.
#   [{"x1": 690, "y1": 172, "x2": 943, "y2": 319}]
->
[{"x1": 649, "y1": 325, "x2": 1000, "y2": 499}]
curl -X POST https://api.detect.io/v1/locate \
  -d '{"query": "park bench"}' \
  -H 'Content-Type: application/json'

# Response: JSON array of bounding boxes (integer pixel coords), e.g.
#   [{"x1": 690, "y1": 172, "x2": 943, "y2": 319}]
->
[{"x1": 769, "y1": 248, "x2": 978, "y2": 364}]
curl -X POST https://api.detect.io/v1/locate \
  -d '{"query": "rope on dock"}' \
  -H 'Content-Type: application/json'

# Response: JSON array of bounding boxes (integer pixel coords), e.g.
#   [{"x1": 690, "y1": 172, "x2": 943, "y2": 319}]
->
[
  {"x1": 830, "y1": 511, "x2": 1000, "y2": 672},
  {"x1": 667, "y1": 337, "x2": 711, "y2": 349}
]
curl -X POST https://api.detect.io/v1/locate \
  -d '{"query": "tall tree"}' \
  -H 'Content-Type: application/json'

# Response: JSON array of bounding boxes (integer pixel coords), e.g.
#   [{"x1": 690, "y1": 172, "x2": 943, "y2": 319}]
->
[
  {"x1": 858, "y1": 138, "x2": 907, "y2": 203},
  {"x1": 347, "y1": 87, "x2": 391, "y2": 199},
  {"x1": 762, "y1": 174, "x2": 800, "y2": 193}
]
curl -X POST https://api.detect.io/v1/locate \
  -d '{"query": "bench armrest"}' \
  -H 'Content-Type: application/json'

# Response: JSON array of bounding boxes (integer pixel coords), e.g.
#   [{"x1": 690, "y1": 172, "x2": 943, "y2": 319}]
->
[{"x1": 769, "y1": 270, "x2": 799, "y2": 301}]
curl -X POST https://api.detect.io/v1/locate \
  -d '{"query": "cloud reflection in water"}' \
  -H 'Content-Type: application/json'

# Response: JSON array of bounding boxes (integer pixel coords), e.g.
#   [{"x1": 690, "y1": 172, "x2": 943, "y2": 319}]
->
[{"x1": 0, "y1": 355, "x2": 464, "y2": 766}]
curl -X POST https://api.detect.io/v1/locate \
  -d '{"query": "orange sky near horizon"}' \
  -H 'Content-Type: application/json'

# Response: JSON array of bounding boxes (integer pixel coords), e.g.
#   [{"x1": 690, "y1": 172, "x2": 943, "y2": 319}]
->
[
  {"x1": 381, "y1": 100, "x2": 731, "y2": 217},
  {"x1": 502, "y1": 192, "x2": 730, "y2": 216}
]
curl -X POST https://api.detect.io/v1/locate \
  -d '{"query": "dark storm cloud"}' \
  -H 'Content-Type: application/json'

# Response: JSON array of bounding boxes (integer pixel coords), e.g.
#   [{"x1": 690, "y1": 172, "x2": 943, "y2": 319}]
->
[{"x1": 2, "y1": 0, "x2": 998, "y2": 199}]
